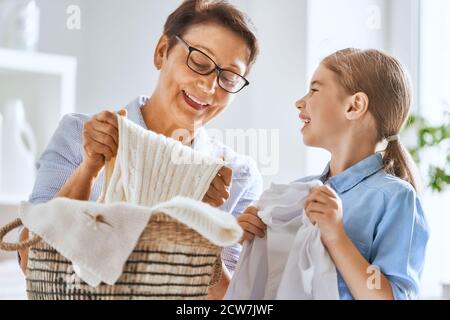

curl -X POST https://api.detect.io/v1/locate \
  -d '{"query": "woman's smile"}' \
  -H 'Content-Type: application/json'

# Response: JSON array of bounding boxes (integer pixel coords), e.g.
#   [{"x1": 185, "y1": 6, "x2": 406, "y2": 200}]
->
[{"x1": 182, "y1": 90, "x2": 211, "y2": 112}]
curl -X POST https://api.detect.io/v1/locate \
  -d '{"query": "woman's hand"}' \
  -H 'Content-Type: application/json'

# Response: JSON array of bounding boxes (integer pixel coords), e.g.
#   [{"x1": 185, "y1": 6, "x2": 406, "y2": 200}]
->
[
  {"x1": 81, "y1": 109, "x2": 127, "y2": 175},
  {"x1": 203, "y1": 166, "x2": 232, "y2": 208},
  {"x1": 18, "y1": 228, "x2": 29, "y2": 274},
  {"x1": 304, "y1": 185, "x2": 346, "y2": 247},
  {"x1": 237, "y1": 206, "x2": 266, "y2": 243}
]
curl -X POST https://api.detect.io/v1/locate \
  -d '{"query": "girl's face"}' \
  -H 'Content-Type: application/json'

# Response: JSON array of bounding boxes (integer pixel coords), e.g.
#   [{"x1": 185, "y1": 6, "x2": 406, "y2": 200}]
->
[
  {"x1": 154, "y1": 23, "x2": 250, "y2": 130},
  {"x1": 295, "y1": 64, "x2": 350, "y2": 150}
]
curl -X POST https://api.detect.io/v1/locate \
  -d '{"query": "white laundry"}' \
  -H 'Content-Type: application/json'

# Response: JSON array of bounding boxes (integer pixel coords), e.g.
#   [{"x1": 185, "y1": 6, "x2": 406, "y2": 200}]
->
[
  {"x1": 225, "y1": 180, "x2": 339, "y2": 300},
  {"x1": 100, "y1": 115, "x2": 224, "y2": 205},
  {"x1": 20, "y1": 116, "x2": 243, "y2": 287},
  {"x1": 276, "y1": 213, "x2": 339, "y2": 299},
  {"x1": 20, "y1": 196, "x2": 242, "y2": 287}
]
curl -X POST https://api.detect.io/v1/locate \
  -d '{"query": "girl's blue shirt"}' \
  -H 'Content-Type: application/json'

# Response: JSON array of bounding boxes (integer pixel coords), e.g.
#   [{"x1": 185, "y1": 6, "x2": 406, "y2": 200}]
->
[{"x1": 297, "y1": 153, "x2": 429, "y2": 299}]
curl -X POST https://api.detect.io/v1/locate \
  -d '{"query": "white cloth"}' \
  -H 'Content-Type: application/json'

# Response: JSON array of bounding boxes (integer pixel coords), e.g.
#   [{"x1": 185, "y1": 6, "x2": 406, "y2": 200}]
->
[
  {"x1": 225, "y1": 180, "x2": 339, "y2": 300},
  {"x1": 21, "y1": 116, "x2": 243, "y2": 287},
  {"x1": 20, "y1": 196, "x2": 242, "y2": 287}
]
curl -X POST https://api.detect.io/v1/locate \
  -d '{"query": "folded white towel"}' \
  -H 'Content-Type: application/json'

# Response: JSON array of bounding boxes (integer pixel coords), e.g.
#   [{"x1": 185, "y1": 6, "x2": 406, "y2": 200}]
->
[
  {"x1": 20, "y1": 196, "x2": 242, "y2": 287},
  {"x1": 225, "y1": 180, "x2": 339, "y2": 300},
  {"x1": 21, "y1": 116, "x2": 242, "y2": 287}
]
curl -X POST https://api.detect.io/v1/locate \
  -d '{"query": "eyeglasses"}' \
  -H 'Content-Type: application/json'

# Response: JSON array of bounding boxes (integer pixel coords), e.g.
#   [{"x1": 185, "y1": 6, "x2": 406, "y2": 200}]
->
[{"x1": 175, "y1": 35, "x2": 250, "y2": 94}]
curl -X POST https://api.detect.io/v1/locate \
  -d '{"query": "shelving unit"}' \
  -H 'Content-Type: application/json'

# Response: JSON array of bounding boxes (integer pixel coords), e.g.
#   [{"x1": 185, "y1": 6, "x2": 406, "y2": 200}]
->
[{"x1": 0, "y1": 48, "x2": 77, "y2": 206}]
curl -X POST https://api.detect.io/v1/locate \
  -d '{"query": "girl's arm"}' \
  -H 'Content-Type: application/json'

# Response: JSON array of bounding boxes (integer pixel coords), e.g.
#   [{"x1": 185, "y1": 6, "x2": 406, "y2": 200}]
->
[
  {"x1": 325, "y1": 231, "x2": 394, "y2": 299},
  {"x1": 305, "y1": 185, "x2": 394, "y2": 300},
  {"x1": 237, "y1": 206, "x2": 266, "y2": 243}
]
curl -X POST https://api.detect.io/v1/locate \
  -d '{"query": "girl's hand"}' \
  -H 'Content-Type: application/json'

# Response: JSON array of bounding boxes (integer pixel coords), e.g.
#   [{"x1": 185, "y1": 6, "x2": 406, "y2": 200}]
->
[
  {"x1": 304, "y1": 185, "x2": 345, "y2": 247},
  {"x1": 203, "y1": 166, "x2": 232, "y2": 208},
  {"x1": 237, "y1": 206, "x2": 266, "y2": 243},
  {"x1": 82, "y1": 109, "x2": 127, "y2": 175}
]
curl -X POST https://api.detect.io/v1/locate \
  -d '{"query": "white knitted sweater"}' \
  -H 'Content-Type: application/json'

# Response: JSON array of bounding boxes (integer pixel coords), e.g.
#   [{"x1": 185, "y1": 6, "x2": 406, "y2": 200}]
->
[
  {"x1": 100, "y1": 115, "x2": 223, "y2": 205},
  {"x1": 20, "y1": 116, "x2": 243, "y2": 287}
]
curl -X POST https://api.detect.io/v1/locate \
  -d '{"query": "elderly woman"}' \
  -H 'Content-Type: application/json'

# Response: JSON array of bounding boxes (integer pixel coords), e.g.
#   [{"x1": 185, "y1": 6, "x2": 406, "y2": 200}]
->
[{"x1": 18, "y1": 0, "x2": 263, "y2": 298}]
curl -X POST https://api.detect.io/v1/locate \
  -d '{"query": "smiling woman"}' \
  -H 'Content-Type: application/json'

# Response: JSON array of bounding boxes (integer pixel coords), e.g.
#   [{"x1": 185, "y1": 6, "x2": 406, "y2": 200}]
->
[
  {"x1": 148, "y1": 22, "x2": 253, "y2": 131},
  {"x1": 18, "y1": 0, "x2": 263, "y2": 300}
]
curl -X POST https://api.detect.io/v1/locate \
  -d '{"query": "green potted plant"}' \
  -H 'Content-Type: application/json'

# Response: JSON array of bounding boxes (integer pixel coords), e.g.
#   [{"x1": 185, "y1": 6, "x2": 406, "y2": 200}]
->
[{"x1": 405, "y1": 112, "x2": 450, "y2": 193}]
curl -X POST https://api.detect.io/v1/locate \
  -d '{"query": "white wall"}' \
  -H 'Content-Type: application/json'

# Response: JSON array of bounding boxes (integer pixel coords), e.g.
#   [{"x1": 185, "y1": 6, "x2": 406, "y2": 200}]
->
[{"x1": 34, "y1": 0, "x2": 83, "y2": 110}]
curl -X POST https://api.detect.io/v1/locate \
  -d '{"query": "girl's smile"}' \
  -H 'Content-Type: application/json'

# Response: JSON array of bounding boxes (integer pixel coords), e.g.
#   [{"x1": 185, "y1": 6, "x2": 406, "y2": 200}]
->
[{"x1": 299, "y1": 112, "x2": 311, "y2": 132}]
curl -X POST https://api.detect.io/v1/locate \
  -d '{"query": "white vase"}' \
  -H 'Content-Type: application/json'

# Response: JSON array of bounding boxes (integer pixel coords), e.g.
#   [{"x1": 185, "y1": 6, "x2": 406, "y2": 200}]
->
[
  {"x1": 1, "y1": 99, "x2": 37, "y2": 195},
  {"x1": 0, "y1": 0, "x2": 40, "y2": 51}
]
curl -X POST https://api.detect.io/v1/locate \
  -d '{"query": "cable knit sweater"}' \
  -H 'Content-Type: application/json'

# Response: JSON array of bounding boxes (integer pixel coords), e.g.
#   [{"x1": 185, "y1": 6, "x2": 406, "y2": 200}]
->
[{"x1": 100, "y1": 115, "x2": 224, "y2": 205}]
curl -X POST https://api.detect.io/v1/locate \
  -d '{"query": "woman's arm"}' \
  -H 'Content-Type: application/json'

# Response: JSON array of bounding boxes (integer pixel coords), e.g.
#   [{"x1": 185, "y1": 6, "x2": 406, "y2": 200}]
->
[
  {"x1": 207, "y1": 261, "x2": 232, "y2": 300},
  {"x1": 55, "y1": 110, "x2": 123, "y2": 199},
  {"x1": 19, "y1": 110, "x2": 125, "y2": 273},
  {"x1": 55, "y1": 161, "x2": 101, "y2": 200},
  {"x1": 18, "y1": 162, "x2": 101, "y2": 273}
]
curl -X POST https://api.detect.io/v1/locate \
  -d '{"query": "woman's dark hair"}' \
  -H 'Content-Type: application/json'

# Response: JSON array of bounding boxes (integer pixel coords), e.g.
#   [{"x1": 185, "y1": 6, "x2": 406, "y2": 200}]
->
[{"x1": 163, "y1": 0, "x2": 259, "y2": 67}]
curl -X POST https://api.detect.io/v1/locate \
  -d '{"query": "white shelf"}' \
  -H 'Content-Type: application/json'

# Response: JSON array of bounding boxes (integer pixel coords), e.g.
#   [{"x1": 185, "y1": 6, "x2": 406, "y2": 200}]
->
[
  {"x1": 0, "y1": 48, "x2": 77, "y2": 120},
  {"x1": 0, "y1": 48, "x2": 77, "y2": 199},
  {"x1": 0, "y1": 48, "x2": 77, "y2": 76},
  {"x1": 0, "y1": 194, "x2": 27, "y2": 206}
]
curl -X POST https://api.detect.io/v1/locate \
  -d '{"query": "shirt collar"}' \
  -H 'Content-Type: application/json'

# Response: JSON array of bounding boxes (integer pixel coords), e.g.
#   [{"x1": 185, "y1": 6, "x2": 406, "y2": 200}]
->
[
  {"x1": 320, "y1": 153, "x2": 384, "y2": 193},
  {"x1": 125, "y1": 95, "x2": 149, "y2": 129},
  {"x1": 125, "y1": 96, "x2": 219, "y2": 158}
]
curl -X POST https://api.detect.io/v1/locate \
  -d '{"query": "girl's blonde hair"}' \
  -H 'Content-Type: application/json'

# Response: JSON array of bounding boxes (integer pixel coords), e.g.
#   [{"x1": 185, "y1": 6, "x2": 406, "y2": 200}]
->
[{"x1": 322, "y1": 48, "x2": 421, "y2": 191}]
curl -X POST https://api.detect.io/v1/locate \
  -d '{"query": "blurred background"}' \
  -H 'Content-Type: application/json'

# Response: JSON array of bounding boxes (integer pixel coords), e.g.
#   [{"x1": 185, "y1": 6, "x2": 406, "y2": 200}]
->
[{"x1": 0, "y1": 0, "x2": 448, "y2": 299}]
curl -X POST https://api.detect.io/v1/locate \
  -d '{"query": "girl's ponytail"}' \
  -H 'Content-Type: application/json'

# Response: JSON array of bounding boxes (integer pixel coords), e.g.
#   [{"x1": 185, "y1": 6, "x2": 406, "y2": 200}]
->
[{"x1": 383, "y1": 137, "x2": 421, "y2": 193}]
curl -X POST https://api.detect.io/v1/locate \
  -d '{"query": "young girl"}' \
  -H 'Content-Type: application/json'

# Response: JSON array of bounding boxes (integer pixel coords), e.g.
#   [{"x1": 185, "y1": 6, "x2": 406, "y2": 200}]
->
[{"x1": 237, "y1": 48, "x2": 429, "y2": 300}]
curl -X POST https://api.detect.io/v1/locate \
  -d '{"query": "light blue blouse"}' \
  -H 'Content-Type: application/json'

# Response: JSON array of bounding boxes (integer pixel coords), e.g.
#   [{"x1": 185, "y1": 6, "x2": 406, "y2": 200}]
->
[{"x1": 297, "y1": 153, "x2": 429, "y2": 300}]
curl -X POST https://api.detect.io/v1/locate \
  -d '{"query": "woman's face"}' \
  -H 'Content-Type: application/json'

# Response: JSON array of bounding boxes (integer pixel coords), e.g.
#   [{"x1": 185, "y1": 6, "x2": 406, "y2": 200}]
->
[
  {"x1": 154, "y1": 23, "x2": 251, "y2": 130},
  {"x1": 295, "y1": 63, "x2": 350, "y2": 150}
]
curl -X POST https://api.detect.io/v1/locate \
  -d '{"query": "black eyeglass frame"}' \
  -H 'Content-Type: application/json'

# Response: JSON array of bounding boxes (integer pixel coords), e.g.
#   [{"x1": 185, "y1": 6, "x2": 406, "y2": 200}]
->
[{"x1": 175, "y1": 35, "x2": 250, "y2": 94}]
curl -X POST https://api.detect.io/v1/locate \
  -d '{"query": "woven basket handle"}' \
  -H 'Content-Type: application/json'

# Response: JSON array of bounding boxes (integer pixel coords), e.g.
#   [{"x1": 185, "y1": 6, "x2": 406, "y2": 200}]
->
[{"x1": 0, "y1": 218, "x2": 41, "y2": 251}]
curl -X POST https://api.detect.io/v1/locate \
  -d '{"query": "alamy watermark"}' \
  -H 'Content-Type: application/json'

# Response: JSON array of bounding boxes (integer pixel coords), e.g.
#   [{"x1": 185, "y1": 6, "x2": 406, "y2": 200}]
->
[
  {"x1": 66, "y1": 5, "x2": 81, "y2": 30},
  {"x1": 367, "y1": 265, "x2": 382, "y2": 290},
  {"x1": 170, "y1": 122, "x2": 280, "y2": 176},
  {"x1": 366, "y1": 4, "x2": 382, "y2": 31}
]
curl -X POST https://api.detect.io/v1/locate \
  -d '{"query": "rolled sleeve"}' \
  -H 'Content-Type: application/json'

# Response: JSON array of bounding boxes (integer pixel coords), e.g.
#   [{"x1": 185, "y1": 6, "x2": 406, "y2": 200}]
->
[
  {"x1": 28, "y1": 114, "x2": 85, "y2": 204},
  {"x1": 371, "y1": 187, "x2": 429, "y2": 300},
  {"x1": 17, "y1": 114, "x2": 85, "y2": 246}
]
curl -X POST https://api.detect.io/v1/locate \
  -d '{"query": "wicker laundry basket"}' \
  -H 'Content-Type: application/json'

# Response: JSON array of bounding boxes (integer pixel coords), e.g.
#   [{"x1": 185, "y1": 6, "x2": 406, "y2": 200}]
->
[{"x1": 0, "y1": 213, "x2": 223, "y2": 300}]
